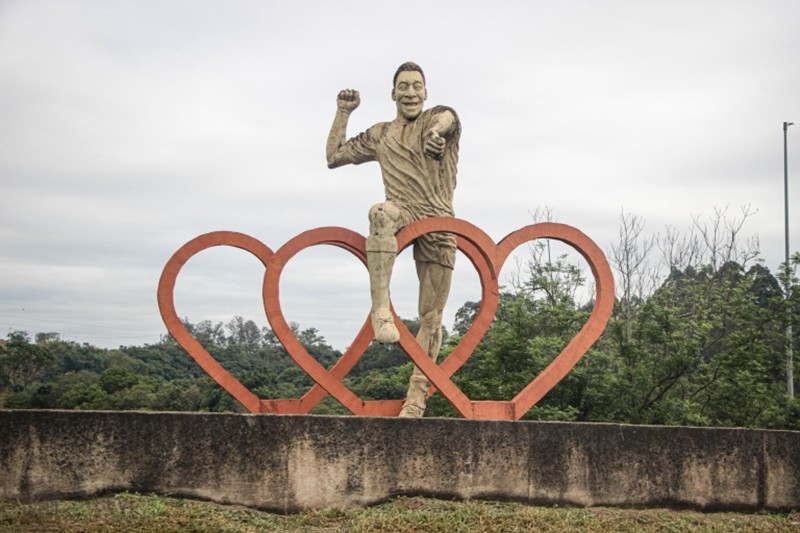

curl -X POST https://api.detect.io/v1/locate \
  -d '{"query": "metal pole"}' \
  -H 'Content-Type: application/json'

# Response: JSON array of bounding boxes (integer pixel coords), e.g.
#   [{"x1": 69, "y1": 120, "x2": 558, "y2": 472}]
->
[{"x1": 784, "y1": 121, "x2": 794, "y2": 398}]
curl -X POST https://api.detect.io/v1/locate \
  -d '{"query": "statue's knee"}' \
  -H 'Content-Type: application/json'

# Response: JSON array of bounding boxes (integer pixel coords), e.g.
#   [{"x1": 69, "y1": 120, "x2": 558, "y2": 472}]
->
[
  {"x1": 368, "y1": 203, "x2": 385, "y2": 220},
  {"x1": 368, "y1": 202, "x2": 401, "y2": 236}
]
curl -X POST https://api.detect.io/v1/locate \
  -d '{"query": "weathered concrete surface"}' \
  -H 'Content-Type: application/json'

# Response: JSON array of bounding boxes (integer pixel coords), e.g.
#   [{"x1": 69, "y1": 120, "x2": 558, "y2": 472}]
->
[{"x1": 0, "y1": 410, "x2": 797, "y2": 512}]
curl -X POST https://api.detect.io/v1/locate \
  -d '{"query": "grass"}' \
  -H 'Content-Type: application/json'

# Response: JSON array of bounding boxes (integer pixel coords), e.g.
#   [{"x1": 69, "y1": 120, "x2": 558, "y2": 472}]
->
[{"x1": 1, "y1": 492, "x2": 798, "y2": 532}]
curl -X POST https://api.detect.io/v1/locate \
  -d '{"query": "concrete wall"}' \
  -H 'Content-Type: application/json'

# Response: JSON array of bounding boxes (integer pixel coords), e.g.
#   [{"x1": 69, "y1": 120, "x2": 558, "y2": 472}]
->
[{"x1": 1, "y1": 410, "x2": 798, "y2": 512}]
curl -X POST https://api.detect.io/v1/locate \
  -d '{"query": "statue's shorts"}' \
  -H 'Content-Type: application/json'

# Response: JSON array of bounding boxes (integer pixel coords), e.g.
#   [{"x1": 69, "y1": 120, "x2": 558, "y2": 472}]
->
[{"x1": 383, "y1": 200, "x2": 457, "y2": 270}]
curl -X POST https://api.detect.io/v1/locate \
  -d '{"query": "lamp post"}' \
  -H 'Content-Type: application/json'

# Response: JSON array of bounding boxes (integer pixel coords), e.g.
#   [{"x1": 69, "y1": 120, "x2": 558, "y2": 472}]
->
[{"x1": 784, "y1": 121, "x2": 794, "y2": 398}]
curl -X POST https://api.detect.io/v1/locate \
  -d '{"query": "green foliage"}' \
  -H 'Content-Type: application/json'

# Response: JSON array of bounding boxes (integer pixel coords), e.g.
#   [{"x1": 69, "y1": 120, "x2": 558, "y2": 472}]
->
[
  {"x1": 0, "y1": 332, "x2": 56, "y2": 392},
  {"x1": 2, "y1": 211, "x2": 798, "y2": 430},
  {"x1": 426, "y1": 211, "x2": 798, "y2": 429},
  {"x1": 591, "y1": 261, "x2": 791, "y2": 428},
  {"x1": 0, "y1": 315, "x2": 416, "y2": 413}
]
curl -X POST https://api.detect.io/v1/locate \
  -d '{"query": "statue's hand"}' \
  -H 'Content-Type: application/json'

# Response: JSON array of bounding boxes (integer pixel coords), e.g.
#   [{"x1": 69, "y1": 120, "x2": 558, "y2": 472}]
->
[
  {"x1": 424, "y1": 129, "x2": 446, "y2": 160},
  {"x1": 336, "y1": 89, "x2": 360, "y2": 113}
]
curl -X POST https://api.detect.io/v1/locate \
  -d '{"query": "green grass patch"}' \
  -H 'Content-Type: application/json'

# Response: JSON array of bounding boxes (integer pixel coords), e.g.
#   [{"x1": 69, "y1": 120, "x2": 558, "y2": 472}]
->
[{"x1": 1, "y1": 492, "x2": 798, "y2": 532}]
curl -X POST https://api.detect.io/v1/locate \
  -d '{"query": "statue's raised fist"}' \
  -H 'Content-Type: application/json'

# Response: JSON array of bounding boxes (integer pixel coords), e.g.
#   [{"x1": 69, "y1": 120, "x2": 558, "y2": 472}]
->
[{"x1": 336, "y1": 89, "x2": 360, "y2": 112}]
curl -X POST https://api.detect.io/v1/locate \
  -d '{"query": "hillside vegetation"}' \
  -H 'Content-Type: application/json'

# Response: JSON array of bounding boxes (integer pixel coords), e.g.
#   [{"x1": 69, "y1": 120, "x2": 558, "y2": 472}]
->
[{"x1": 2, "y1": 210, "x2": 799, "y2": 429}]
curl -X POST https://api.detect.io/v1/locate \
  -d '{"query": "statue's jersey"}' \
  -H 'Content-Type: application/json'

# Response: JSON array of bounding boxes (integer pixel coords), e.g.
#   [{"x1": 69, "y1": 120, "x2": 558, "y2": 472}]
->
[{"x1": 339, "y1": 106, "x2": 460, "y2": 267}]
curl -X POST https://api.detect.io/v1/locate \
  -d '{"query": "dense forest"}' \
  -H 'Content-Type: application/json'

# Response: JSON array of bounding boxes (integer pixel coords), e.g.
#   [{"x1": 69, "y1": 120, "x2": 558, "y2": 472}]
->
[{"x1": 2, "y1": 210, "x2": 799, "y2": 429}]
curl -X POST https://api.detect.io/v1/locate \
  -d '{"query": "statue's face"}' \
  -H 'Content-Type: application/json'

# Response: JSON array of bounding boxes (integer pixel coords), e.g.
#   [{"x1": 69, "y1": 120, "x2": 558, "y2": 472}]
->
[{"x1": 392, "y1": 70, "x2": 427, "y2": 120}]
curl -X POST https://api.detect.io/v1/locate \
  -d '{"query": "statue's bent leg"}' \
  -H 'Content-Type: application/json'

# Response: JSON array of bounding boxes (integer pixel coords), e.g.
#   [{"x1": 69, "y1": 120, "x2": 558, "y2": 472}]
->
[
  {"x1": 399, "y1": 260, "x2": 453, "y2": 418},
  {"x1": 367, "y1": 202, "x2": 403, "y2": 344}
]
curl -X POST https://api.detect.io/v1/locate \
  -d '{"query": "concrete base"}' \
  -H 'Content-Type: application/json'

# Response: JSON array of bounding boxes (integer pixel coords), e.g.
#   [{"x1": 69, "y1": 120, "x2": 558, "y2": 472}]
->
[{"x1": 1, "y1": 410, "x2": 798, "y2": 512}]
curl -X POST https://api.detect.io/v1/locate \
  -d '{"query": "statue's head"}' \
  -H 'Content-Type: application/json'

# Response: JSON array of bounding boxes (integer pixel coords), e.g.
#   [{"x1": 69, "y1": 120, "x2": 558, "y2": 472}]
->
[
  {"x1": 392, "y1": 62, "x2": 426, "y2": 87},
  {"x1": 392, "y1": 61, "x2": 427, "y2": 120}
]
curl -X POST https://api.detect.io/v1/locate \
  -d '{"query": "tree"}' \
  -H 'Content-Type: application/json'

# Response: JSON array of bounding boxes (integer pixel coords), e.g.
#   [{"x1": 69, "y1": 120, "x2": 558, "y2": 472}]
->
[
  {"x1": 226, "y1": 316, "x2": 263, "y2": 349},
  {"x1": 0, "y1": 331, "x2": 56, "y2": 392},
  {"x1": 100, "y1": 365, "x2": 140, "y2": 394},
  {"x1": 610, "y1": 210, "x2": 655, "y2": 341},
  {"x1": 582, "y1": 206, "x2": 793, "y2": 427},
  {"x1": 35, "y1": 332, "x2": 61, "y2": 344}
]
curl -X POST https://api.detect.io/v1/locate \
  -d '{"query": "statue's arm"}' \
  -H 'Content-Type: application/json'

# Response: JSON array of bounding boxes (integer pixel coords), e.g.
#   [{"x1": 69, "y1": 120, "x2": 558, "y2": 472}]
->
[
  {"x1": 430, "y1": 109, "x2": 456, "y2": 138},
  {"x1": 424, "y1": 108, "x2": 456, "y2": 160},
  {"x1": 326, "y1": 89, "x2": 361, "y2": 169}
]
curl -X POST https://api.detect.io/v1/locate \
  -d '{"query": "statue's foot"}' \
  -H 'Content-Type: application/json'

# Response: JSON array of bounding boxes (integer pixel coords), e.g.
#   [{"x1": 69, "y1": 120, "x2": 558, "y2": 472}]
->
[
  {"x1": 398, "y1": 401, "x2": 425, "y2": 418},
  {"x1": 371, "y1": 309, "x2": 400, "y2": 344},
  {"x1": 399, "y1": 374, "x2": 429, "y2": 417}
]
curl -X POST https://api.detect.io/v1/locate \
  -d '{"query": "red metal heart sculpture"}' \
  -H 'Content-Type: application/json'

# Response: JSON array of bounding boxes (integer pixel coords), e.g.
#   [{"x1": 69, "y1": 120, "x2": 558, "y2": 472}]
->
[
  {"x1": 390, "y1": 219, "x2": 615, "y2": 419},
  {"x1": 157, "y1": 224, "x2": 498, "y2": 415},
  {"x1": 260, "y1": 223, "x2": 500, "y2": 416},
  {"x1": 157, "y1": 219, "x2": 614, "y2": 419},
  {"x1": 157, "y1": 231, "x2": 271, "y2": 414}
]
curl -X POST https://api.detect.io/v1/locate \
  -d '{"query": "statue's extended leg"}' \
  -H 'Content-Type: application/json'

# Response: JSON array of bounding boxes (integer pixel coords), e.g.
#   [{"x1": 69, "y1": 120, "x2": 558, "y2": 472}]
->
[
  {"x1": 399, "y1": 260, "x2": 452, "y2": 417},
  {"x1": 367, "y1": 203, "x2": 401, "y2": 344}
]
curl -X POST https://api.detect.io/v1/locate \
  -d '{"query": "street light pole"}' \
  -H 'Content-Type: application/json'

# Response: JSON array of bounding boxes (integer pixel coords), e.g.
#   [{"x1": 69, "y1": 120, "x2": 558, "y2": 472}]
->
[{"x1": 784, "y1": 121, "x2": 794, "y2": 398}]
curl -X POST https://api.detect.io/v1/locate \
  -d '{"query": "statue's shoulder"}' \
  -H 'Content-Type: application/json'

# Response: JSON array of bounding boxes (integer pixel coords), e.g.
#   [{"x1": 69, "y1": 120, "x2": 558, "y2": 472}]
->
[
  {"x1": 426, "y1": 105, "x2": 458, "y2": 118},
  {"x1": 366, "y1": 121, "x2": 392, "y2": 139}
]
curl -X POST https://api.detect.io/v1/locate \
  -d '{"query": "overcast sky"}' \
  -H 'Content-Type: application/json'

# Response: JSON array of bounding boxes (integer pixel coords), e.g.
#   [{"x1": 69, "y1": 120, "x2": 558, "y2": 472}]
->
[{"x1": 1, "y1": 1, "x2": 799, "y2": 350}]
